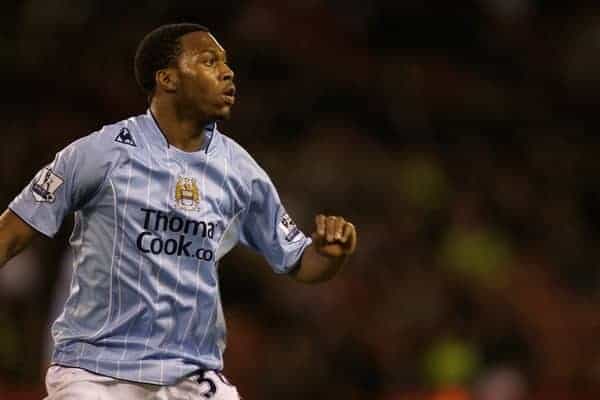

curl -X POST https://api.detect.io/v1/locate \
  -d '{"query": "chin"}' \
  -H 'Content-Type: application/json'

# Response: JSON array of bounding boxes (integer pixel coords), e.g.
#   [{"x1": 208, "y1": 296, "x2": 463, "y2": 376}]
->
[{"x1": 213, "y1": 108, "x2": 232, "y2": 121}]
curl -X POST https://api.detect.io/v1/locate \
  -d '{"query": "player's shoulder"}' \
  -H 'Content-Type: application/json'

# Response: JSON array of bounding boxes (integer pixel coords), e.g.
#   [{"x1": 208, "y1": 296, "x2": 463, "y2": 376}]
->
[
  {"x1": 82, "y1": 113, "x2": 146, "y2": 150},
  {"x1": 217, "y1": 130, "x2": 269, "y2": 181},
  {"x1": 63, "y1": 113, "x2": 147, "y2": 157}
]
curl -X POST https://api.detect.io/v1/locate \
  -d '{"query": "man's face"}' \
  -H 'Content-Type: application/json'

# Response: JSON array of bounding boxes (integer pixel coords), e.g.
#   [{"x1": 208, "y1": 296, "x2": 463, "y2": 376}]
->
[{"x1": 173, "y1": 31, "x2": 235, "y2": 121}]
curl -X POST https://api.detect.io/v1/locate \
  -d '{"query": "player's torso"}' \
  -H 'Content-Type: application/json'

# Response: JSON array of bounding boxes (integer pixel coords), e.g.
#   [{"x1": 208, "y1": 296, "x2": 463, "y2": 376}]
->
[
  {"x1": 110, "y1": 141, "x2": 232, "y2": 272},
  {"x1": 57, "y1": 118, "x2": 246, "y2": 353}
]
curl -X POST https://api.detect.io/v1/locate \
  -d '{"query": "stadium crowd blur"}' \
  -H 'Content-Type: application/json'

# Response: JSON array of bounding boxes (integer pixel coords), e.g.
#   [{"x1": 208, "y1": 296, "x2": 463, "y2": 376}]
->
[{"x1": 3, "y1": 0, "x2": 600, "y2": 399}]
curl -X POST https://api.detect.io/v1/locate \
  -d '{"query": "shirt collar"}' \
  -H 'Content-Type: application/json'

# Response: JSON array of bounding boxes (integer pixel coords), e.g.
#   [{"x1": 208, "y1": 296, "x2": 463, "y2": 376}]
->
[{"x1": 145, "y1": 109, "x2": 217, "y2": 154}]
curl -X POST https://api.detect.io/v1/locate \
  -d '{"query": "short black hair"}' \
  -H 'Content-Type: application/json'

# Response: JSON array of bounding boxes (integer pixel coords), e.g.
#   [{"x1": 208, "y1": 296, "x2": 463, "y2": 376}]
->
[{"x1": 134, "y1": 23, "x2": 209, "y2": 96}]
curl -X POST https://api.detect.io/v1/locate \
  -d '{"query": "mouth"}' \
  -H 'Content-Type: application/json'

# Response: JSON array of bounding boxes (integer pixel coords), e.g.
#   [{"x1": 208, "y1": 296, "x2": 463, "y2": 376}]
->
[{"x1": 222, "y1": 86, "x2": 236, "y2": 105}]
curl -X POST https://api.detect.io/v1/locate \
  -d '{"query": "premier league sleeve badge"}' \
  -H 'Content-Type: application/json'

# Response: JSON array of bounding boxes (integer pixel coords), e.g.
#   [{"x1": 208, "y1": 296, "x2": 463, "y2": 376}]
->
[{"x1": 32, "y1": 167, "x2": 64, "y2": 203}]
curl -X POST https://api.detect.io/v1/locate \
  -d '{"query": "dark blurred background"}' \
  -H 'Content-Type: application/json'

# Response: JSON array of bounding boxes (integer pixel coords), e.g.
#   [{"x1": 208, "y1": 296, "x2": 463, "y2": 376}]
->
[{"x1": 3, "y1": 1, "x2": 600, "y2": 399}]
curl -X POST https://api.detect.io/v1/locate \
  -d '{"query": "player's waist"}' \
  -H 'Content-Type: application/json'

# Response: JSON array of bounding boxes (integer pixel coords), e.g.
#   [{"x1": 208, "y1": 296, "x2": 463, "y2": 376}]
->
[{"x1": 53, "y1": 341, "x2": 223, "y2": 385}]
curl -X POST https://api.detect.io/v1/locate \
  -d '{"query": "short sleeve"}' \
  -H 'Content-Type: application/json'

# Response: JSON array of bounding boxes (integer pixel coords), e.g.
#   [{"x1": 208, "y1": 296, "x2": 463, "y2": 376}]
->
[
  {"x1": 8, "y1": 134, "x2": 108, "y2": 238},
  {"x1": 239, "y1": 175, "x2": 312, "y2": 274}
]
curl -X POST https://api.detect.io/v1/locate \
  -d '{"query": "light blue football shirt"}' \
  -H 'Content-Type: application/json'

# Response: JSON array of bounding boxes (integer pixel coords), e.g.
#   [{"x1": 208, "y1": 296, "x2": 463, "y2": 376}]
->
[{"x1": 9, "y1": 110, "x2": 311, "y2": 385}]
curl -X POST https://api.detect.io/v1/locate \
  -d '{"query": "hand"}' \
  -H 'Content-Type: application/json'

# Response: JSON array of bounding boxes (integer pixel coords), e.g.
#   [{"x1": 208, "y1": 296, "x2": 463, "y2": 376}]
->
[{"x1": 312, "y1": 215, "x2": 357, "y2": 258}]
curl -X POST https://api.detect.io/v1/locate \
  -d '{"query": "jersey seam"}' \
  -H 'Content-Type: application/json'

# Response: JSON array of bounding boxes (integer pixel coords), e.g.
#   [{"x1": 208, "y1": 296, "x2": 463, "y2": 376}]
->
[
  {"x1": 87, "y1": 177, "x2": 119, "y2": 343},
  {"x1": 73, "y1": 134, "x2": 113, "y2": 210}
]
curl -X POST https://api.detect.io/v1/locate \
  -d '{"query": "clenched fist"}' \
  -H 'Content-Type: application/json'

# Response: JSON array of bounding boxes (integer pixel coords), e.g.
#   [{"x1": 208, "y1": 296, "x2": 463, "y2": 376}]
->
[{"x1": 312, "y1": 215, "x2": 357, "y2": 258}]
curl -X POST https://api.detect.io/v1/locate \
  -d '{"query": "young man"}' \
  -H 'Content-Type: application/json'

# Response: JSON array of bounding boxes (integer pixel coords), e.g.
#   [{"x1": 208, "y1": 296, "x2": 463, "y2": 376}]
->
[{"x1": 0, "y1": 23, "x2": 357, "y2": 399}]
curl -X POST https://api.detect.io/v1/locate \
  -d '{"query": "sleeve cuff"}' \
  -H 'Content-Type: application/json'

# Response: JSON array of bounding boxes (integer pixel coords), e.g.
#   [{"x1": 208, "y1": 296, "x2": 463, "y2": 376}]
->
[
  {"x1": 8, "y1": 204, "x2": 55, "y2": 238},
  {"x1": 279, "y1": 236, "x2": 312, "y2": 275}
]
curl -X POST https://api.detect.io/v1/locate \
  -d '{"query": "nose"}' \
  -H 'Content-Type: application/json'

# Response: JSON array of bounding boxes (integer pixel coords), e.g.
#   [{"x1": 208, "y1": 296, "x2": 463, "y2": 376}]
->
[{"x1": 221, "y1": 64, "x2": 234, "y2": 81}]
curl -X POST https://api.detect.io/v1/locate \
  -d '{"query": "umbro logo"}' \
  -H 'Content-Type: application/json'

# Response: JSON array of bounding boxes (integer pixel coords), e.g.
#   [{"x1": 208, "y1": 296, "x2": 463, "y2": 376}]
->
[{"x1": 115, "y1": 127, "x2": 136, "y2": 147}]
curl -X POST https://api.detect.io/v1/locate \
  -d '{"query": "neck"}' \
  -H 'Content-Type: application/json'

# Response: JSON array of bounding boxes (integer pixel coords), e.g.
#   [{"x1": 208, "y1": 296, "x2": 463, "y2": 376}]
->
[{"x1": 150, "y1": 97, "x2": 211, "y2": 152}]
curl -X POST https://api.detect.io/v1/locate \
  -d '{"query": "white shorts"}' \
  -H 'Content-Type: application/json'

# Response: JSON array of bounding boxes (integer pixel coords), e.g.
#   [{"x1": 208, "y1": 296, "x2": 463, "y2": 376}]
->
[{"x1": 44, "y1": 365, "x2": 241, "y2": 400}]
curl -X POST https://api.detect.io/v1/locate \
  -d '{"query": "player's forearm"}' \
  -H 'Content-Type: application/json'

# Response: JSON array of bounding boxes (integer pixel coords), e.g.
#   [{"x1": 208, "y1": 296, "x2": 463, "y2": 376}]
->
[
  {"x1": 0, "y1": 244, "x2": 13, "y2": 268},
  {"x1": 0, "y1": 231, "x2": 18, "y2": 269},
  {"x1": 0, "y1": 209, "x2": 37, "y2": 268},
  {"x1": 291, "y1": 244, "x2": 347, "y2": 284}
]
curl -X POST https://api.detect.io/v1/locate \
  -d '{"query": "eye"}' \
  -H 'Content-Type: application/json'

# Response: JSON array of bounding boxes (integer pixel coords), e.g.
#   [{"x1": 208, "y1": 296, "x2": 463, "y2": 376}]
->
[{"x1": 199, "y1": 52, "x2": 217, "y2": 67}]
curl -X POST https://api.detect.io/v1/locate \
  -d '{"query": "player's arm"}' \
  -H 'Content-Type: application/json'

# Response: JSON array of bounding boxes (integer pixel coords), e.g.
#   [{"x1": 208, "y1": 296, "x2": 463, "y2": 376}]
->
[
  {"x1": 0, "y1": 209, "x2": 39, "y2": 268},
  {"x1": 291, "y1": 215, "x2": 357, "y2": 284},
  {"x1": 0, "y1": 131, "x2": 111, "y2": 270}
]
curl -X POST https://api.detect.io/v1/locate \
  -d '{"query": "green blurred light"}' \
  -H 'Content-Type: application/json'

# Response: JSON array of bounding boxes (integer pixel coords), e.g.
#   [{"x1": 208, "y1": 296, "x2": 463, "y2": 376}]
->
[{"x1": 423, "y1": 338, "x2": 480, "y2": 388}]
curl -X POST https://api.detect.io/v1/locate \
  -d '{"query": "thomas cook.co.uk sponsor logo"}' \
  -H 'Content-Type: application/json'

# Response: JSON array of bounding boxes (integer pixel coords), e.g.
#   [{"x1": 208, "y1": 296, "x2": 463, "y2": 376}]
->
[{"x1": 136, "y1": 208, "x2": 215, "y2": 261}]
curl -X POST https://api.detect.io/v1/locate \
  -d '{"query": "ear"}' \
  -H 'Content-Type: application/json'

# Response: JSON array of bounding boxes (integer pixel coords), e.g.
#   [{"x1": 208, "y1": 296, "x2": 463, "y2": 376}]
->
[{"x1": 155, "y1": 68, "x2": 178, "y2": 93}]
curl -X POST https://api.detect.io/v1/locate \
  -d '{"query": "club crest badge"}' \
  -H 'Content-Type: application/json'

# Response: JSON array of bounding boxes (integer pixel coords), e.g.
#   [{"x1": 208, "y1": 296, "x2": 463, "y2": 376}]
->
[
  {"x1": 32, "y1": 167, "x2": 64, "y2": 203},
  {"x1": 175, "y1": 176, "x2": 201, "y2": 211}
]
